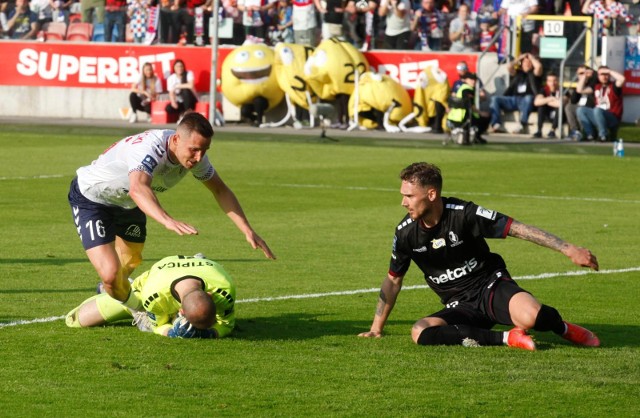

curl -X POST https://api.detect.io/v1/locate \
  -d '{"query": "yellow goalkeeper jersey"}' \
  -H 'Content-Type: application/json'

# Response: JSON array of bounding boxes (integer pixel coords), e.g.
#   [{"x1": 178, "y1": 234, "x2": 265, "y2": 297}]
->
[{"x1": 132, "y1": 255, "x2": 236, "y2": 337}]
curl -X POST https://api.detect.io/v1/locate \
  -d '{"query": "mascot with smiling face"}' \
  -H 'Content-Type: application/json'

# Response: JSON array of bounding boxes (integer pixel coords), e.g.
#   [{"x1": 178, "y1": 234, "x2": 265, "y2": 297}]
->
[
  {"x1": 304, "y1": 37, "x2": 369, "y2": 129},
  {"x1": 221, "y1": 41, "x2": 285, "y2": 126}
]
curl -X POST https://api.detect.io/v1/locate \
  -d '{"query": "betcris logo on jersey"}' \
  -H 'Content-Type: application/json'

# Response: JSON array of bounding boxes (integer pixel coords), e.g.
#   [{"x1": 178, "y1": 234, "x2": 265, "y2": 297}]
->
[
  {"x1": 141, "y1": 154, "x2": 158, "y2": 172},
  {"x1": 428, "y1": 258, "x2": 478, "y2": 284}
]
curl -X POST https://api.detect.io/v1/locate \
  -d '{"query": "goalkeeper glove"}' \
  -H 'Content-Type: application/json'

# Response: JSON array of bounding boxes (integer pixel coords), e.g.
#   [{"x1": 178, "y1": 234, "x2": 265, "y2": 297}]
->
[{"x1": 168, "y1": 317, "x2": 216, "y2": 339}]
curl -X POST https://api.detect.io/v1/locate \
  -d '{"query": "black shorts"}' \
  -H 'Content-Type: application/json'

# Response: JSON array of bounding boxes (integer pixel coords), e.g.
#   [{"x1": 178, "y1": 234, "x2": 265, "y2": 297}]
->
[
  {"x1": 427, "y1": 270, "x2": 531, "y2": 329},
  {"x1": 68, "y1": 177, "x2": 147, "y2": 250}
]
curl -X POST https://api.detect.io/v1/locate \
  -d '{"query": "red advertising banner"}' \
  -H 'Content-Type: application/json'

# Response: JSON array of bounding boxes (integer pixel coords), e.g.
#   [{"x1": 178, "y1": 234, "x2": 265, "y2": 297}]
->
[{"x1": 0, "y1": 41, "x2": 478, "y2": 92}]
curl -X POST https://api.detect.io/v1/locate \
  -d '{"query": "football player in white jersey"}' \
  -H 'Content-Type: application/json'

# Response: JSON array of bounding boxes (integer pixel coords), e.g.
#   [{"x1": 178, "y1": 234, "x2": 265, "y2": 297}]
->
[{"x1": 68, "y1": 113, "x2": 275, "y2": 313}]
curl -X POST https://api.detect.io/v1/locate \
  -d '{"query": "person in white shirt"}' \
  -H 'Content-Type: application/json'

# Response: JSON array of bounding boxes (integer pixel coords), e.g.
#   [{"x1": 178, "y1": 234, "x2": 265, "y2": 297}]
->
[
  {"x1": 165, "y1": 59, "x2": 198, "y2": 118},
  {"x1": 292, "y1": 0, "x2": 318, "y2": 46},
  {"x1": 378, "y1": 0, "x2": 411, "y2": 50},
  {"x1": 449, "y1": 4, "x2": 478, "y2": 52},
  {"x1": 499, "y1": 0, "x2": 538, "y2": 52},
  {"x1": 67, "y1": 113, "x2": 275, "y2": 313}
]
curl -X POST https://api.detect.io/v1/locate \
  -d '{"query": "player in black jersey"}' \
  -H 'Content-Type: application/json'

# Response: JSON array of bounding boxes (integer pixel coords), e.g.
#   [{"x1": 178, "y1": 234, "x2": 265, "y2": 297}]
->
[{"x1": 358, "y1": 162, "x2": 600, "y2": 350}]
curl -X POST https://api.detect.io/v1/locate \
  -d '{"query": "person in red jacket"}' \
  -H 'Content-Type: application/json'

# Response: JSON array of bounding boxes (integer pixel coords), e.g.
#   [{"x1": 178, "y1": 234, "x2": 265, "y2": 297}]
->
[{"x1": 575, "y1": 65, "x2": 625, "y2": 142}]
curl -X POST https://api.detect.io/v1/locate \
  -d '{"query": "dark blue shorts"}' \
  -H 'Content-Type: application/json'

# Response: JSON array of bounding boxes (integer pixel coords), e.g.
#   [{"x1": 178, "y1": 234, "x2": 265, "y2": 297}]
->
[
  {"x1": 427, "y1": 270, "x2": 530, "y2": 329},
  {"x1": 68, "y1": 177, "x2": 147, "y2": 250}
]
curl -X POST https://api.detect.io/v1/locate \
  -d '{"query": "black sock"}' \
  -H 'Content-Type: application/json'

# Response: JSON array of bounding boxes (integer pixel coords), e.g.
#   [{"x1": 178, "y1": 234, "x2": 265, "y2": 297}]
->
[
  {"x1": 533, "y1": 304, "x2": 565, "y2": 335},
  {"x1": 417, "y1": 325, "x2": 504, "y2": 346}
]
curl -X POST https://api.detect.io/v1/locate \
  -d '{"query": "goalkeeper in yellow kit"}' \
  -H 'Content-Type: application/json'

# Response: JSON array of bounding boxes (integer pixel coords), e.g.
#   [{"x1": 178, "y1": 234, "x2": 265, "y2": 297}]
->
[{"x1": 66, "y1": 254, "x2": 236, "y2": 338}]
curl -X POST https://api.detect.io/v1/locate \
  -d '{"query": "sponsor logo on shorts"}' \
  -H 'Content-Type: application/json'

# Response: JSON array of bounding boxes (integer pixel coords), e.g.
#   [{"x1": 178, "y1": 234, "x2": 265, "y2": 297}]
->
[
  {"x1": 141, "y1": 154, "x2": 158, "y2": 172},
  {"x1": 413, "y1": 246, "x2": 427, "y2": 253},
  {"x1": 428, "y1": 258, "x2": 478, "y2": 284},
  {"x1": 125, "y1": 225, "x2": 141, "y2": 238},
  {"x1": 431, "y1": 238, "x2": 446, "y2": 249}
]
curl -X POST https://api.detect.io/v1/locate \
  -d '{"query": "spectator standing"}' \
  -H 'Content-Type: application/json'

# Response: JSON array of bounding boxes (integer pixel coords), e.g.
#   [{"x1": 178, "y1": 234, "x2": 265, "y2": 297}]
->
[
  {"x1": 532, "y1": 72, "x2": 565, "y2": 138},
  {"x1": 220, "y1": 0, "x2": 244, "y2": 45},
  {"x1": 30, "y1": 0, "x2": 52, "y2": 28},
  {"x1": 292, "y1": 0, "x2": 318, "y2": 46},
  {"x1": 270, "y1": 0, "x2": 293, "y2": 42},
  {"x1": 582, "y1": 0, "x2": 631, "y2": 37},
  {"x1": 448, "y1": 3, "x2": 477, "y2": 52},
  {"x1": 51, "y1": 0, "x2": 73, "y2": 24},
  {"x1": 104, "y1": 0, "x2": 126, "y2": 41},
  {"x1": 378, "y1": 0, "x2": 411, "y2": 49},
  {"x1": 412, "y1": 0, "x2": 445, "y2": 51},
  {"x1": 317, "y1": 0, "x2": 354, "y2": 40},
  {"x1": 345, "y1": 0, "x2": 376, "y2": 50},
  {"x1": 576, "y1": 65, "x2": 625, "y2": 142},
  {"x1": 238, "y1": 0, "x2": 273, "y2": 40},
  {"x1": 129, "y1": 62, "x2": 163, "y2": 123},
  {"x1": 498, "y1": 0, "x2": 537, "y2": 53},
  {"x1": 127, "y1": 0, "x2": 149, "y2": 43},
  {"x1": 81, "y1": 0, "x2": 105, "y2": 24},
  {"x1": 0, "y1": 1, "x2": 11, "y2": 38},
  {"x1": 489, "y1": 52, "x2": 542, "y2": 134},
  {"x1": 158, "y1": 0, "x2": 175, "y2": 43},
  {"x1": 165, "y1": 59, "x2": 199, "y2": 118},
  {"x1": 6, "y1": 0, "x2": 38, "y2": 39},
  {"x1": 478, "y1": 16, "x2": 497, "y2": 52}
]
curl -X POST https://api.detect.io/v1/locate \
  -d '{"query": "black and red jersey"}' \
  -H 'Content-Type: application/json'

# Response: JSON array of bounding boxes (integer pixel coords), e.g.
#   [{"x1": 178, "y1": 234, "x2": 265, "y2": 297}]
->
[{"x1": 389, "y1": 197, "x2": 513, "y2": 305}]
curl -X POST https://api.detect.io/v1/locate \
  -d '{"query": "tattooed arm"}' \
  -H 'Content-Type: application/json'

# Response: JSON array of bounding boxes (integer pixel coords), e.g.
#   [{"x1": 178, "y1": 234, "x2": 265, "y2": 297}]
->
[
  {"x1": 358, "y1": 273, "x2": 404, "y2": 338},
  {"x1": 508, "y1": 220, "x2": 599, "y2": 271}
]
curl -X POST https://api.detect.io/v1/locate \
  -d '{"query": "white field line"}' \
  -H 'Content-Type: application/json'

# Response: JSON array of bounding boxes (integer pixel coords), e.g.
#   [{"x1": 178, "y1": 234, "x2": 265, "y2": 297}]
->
[
  {"x1": 2, "y1": 266, "x2": 638, "y2": 329},
  {"x1": 0, "y1": 174, "x2": 64, "y2": 181},
  {"x1": 265, "y1": 183, "x2": 640, "y2": 205}
]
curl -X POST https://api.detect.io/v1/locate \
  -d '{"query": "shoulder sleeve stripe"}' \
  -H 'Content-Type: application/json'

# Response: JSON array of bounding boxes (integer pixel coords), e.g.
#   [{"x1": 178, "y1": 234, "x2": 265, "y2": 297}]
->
[{"x1": 445, "y1": 203, "x2": 464, "y2": 210}]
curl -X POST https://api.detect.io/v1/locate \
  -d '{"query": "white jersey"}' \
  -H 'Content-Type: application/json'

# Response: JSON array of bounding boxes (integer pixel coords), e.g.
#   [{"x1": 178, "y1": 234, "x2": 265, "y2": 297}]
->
[{"x1": 76, "y1": 129, "x2": 215, "y2": 209}]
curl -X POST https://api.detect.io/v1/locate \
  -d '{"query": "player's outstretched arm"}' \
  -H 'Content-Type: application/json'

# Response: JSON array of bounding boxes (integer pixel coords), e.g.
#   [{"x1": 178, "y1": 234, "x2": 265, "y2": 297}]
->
[
  {"x1": 203, "y1": 172, "x2": 276, "y2": 259},
  {"x1": 508, "y1": 220, "x2": 599, "y2": 271},
  {"x1": 128, "y1": 171, "x2": 199, "y2": 235},
  {"x1": 358, "y1": 273, "x2": 404, "y2": 338}
]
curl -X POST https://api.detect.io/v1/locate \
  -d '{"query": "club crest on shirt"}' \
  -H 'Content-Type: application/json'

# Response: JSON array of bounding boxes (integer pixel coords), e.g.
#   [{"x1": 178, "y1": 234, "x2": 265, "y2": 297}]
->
[
  {"x1": 431, "y1": 238, "x2": 446, "y2": 249},
  {"x1": 476, "y1": 206, "x2": 497, "y2": 220},
  {"x1": 449, "y1": 231, "x2": 463, "y2": 247},
  {"x1": 141, "y1": 154, "x2": 158, "y2": 172}
]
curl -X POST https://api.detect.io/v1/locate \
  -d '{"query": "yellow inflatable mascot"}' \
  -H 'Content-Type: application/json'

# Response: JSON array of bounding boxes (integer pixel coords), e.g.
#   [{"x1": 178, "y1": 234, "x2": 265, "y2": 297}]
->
[
  {"x1": 221, "y1": 42, "x2": 284, "y2": 126},
  {"x1": 266, "y1": 42, "x2": 317, "y2": 128},
  {"x1": 304, "y1": 37, "x2": 368, "y2": 100},
  {"x1": 413, "y1": 65, "x2": 450, "y2": 133},
  {"x1": 348, "y1": 72, "x2": 413, "y2": 131},
  {"x1": 304, "y1": 37, "x2": 369, "y2": 129}
]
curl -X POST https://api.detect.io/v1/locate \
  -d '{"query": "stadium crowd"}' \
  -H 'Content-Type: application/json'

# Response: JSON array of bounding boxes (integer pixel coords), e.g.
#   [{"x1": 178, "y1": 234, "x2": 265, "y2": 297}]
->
[
  {"x1": 0, "y1": 0, "x2": 631, "y2": 141},
  {"x1": 1, "y1": 0, "x2": 639, "y2": 49}
]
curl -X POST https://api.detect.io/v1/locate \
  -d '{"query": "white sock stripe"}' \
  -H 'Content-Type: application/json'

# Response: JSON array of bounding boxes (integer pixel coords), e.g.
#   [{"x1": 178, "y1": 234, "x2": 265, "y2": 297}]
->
[{"x1": 2, "y1": 267, "x2": 637, "y2": 328}]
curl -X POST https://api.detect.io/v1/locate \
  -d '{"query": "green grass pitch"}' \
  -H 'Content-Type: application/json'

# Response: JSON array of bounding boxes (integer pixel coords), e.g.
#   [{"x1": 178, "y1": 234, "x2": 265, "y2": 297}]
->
[{"x1": 0, "y1": 123, "x2": 639, "y2": 417}]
